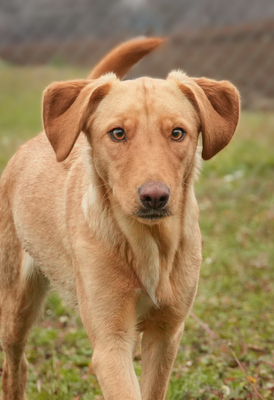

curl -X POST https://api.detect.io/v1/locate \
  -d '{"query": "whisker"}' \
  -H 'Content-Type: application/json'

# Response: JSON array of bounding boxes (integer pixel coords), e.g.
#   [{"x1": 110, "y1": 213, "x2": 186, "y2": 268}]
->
[
  {"x1": 182, "y1": 181, "x2": 192, "y2": 188},
  {"x1": 93, "y1": 182, "x2": 108, "y2": 189},
  {"x1": 183, "y1": 157, "x2": 198, "y2": 182},
  {"x1": 101, "y1": 187, "x2": 112, "y2": 203},
  {"x1": 109, "y1": 203, "x2": 121, "y2": 212}
]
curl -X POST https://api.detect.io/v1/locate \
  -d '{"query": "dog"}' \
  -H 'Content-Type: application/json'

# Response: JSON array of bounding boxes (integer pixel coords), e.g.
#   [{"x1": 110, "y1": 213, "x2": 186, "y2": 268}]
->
[{"x1": 0, "y1": 37, "x2": 240, "y2": 400}]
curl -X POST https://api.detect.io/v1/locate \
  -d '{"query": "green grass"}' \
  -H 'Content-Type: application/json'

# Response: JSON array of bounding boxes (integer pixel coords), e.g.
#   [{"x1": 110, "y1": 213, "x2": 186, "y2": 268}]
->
[{"x1": 0, "y1": 62, "x2": 274, "y2": 399}]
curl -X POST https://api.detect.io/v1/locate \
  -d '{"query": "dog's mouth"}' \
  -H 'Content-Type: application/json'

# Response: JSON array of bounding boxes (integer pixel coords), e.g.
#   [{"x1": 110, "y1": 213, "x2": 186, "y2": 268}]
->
[{"x1": 134, "y1": 207, "x2": 172, "y2": 221}]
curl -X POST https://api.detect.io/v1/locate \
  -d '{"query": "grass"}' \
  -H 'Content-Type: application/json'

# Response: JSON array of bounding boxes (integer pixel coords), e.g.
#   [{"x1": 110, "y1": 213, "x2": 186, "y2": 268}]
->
[{"x1": 0, "y1": 62, "x2": 274, "y2": 399}]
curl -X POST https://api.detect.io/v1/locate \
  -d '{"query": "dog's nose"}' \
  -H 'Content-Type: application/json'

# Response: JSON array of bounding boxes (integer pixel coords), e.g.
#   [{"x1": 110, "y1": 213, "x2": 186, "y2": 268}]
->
[{"x1": 138, "y1": 181, "x2": 170, "y2": 209}]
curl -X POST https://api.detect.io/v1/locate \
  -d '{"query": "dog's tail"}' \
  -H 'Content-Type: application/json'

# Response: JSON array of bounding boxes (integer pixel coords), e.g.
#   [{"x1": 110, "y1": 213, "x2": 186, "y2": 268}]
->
[{"x1": 88, "y1": 37, "x2": 165, "y2": 80}]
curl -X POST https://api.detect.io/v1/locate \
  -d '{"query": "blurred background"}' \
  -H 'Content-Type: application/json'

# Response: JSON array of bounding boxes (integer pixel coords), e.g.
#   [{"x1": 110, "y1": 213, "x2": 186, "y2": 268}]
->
[
  {"x1": 1, "y1": 0, "x2": 274, "y2": 108},
  {"x1": 0, "y1": 1, "x2": 274, "y2": 399}
]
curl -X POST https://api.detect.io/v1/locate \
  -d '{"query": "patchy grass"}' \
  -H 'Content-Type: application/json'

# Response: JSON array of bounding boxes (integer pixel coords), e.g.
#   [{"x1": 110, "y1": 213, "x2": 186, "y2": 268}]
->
[{"x1": 0, "y1": 63, "x2": 274, "y2": 399}]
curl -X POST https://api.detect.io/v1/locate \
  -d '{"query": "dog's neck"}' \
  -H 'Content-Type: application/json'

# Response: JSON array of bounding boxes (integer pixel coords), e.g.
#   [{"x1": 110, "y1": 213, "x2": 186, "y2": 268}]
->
[{"x1": 81, "y1": 150, "x2": 201, "y2": 305}]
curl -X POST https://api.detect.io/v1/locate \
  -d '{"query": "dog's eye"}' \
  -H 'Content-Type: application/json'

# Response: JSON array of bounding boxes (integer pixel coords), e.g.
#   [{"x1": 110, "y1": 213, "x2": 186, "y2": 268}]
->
[
  {"x1": 171, "y1": 128, "x2": 186, "y2": 141},
  {"x1": 109, "y1": 128, "x2": 126, "y2": 142}
]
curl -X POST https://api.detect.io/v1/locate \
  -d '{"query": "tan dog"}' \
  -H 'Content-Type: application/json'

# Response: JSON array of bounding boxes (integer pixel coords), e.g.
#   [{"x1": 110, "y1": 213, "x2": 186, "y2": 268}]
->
[{"x1": 0, "y1": 37, "x2": 240, "y2": 400}]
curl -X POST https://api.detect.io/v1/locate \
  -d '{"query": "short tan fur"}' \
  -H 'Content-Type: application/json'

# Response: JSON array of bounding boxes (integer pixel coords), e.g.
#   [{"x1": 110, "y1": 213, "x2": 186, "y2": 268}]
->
[{"x1": 0, "y1": 37, "x2": 240, "y2": 400}]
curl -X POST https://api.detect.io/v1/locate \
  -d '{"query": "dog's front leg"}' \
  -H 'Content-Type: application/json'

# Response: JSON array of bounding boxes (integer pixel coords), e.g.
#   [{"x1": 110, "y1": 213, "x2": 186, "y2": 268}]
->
[
  {"x1": 140, "y1": 316, "x2": 184, "y2": 400},
  {"x1": 74, "y1": 245, "x2": 142, "y2": 400}
]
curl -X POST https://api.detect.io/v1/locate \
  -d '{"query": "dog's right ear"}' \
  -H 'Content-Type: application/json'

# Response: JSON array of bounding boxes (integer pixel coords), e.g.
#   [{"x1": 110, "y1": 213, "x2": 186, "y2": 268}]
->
[{"x1": 43, "y1": 76, "x2": 115, "y2": 162}]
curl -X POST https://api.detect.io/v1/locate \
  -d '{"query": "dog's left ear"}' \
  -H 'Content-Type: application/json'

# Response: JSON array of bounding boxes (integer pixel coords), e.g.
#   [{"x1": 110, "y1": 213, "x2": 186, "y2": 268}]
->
[{"x1": 169, "y1": 72, "x2": 240, "y2": 160}]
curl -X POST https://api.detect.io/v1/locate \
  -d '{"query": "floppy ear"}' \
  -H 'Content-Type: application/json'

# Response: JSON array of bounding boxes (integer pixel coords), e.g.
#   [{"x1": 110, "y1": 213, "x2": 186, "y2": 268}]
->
[
  {"x1": 169, "y1": 72, "x2": 240, "y2": 160},
  {"x1": 43, "y1": 78, "x2": 113, "y2": 161}
]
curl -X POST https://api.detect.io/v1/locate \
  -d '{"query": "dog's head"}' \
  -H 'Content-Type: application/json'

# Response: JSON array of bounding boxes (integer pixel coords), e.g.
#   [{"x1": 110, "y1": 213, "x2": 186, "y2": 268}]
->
[{"x1": 43, "y1": 39, "x2": 240, "y2": 224}]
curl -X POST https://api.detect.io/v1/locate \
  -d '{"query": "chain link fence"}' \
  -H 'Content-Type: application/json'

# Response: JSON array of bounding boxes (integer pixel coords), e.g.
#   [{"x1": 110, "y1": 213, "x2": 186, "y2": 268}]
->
[{"x1": 0, "y1": 0, "x2": 274, "y2": 109}]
